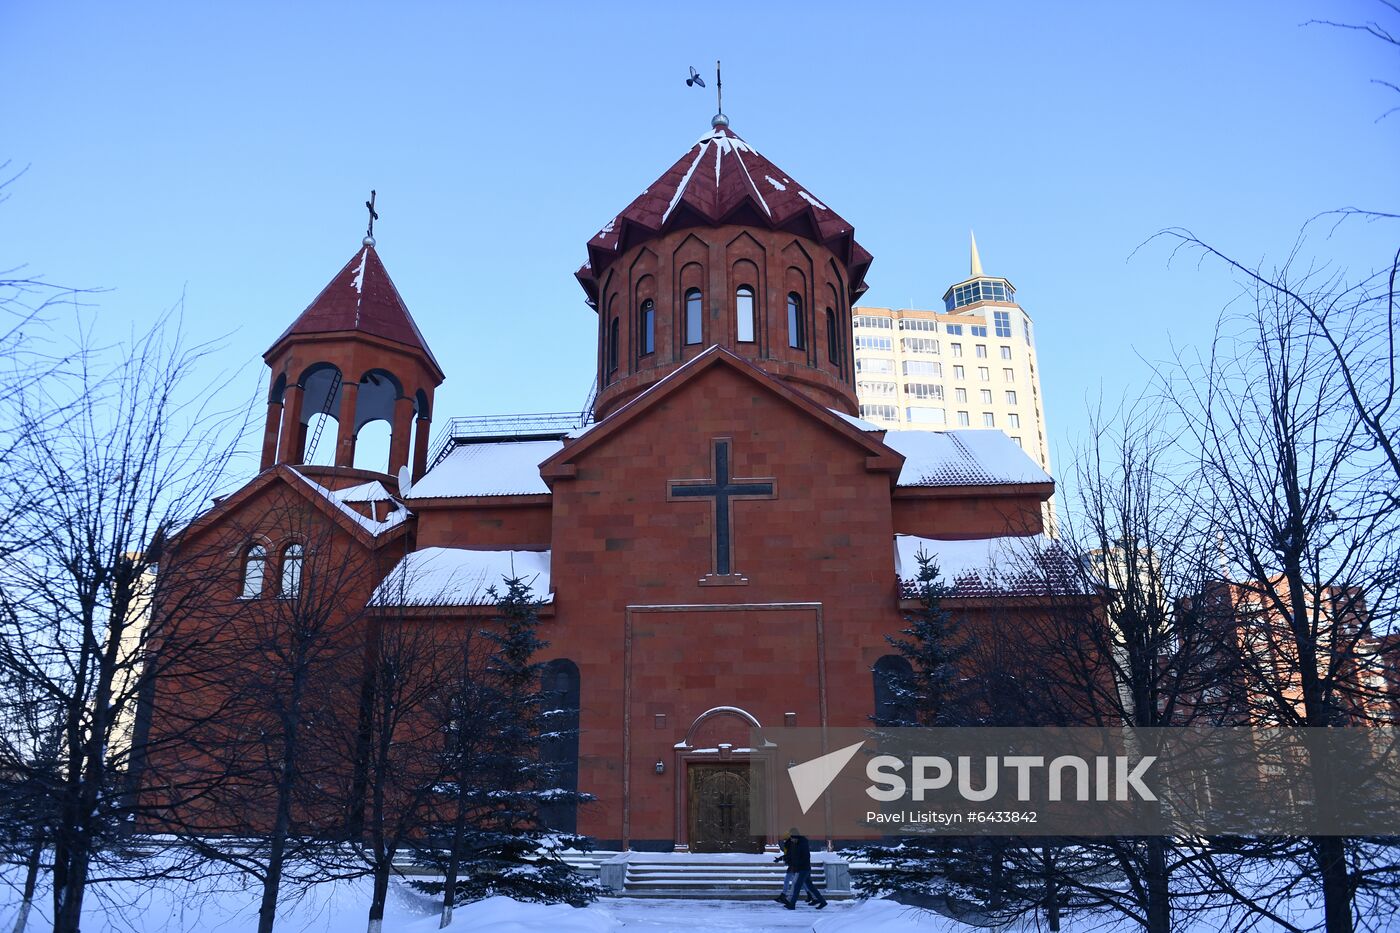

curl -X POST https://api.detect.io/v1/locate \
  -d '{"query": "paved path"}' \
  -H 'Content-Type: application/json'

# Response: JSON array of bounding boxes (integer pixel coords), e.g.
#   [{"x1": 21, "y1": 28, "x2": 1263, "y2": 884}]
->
[{"x1": 602, "y1": 897, "x2": 856, "y2": 930}]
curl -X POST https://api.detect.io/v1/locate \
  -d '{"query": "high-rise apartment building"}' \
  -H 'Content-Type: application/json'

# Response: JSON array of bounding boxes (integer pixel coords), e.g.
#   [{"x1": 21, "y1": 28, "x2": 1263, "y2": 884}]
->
[{"x1": 852, "y1": 234, "x2": 1051, "y2": 473}]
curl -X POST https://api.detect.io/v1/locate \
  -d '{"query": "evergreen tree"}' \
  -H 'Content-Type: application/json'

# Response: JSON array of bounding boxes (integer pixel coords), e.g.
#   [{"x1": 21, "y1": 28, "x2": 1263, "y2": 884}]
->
[
  {"x1": 413, "y1": 575, "x2": 594, "y2": 925},
  {"x1": 880, "y1": 550, "x2": 976, "y2": 727},
  {"x1": 863, "y1": 551, "x2": 1025, "y2": 922}
]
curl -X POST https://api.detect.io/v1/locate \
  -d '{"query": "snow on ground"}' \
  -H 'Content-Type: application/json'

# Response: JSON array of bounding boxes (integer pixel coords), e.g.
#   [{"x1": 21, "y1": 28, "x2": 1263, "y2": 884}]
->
[{"x1": 0, "y1": 864, "x2": 1339, "y2": 933}]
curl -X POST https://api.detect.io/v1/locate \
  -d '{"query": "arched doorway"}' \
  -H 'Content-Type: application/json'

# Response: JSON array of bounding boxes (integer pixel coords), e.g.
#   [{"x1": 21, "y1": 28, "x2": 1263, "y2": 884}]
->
[{"x1": 674, "y1": 706, "x2": 768, "y2": 853}]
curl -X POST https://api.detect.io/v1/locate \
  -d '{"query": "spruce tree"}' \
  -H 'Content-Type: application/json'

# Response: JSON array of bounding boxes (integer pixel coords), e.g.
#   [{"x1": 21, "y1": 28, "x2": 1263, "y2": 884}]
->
[
  {"x1": 882, "y1": 549, "x2": 975, "y2": 727},
  {"x1": 413, "y1": 575, "x2": 594, "y2": 921},
  {"x1": 861, "y1": 550, "x2": 993, "y2": 915}
]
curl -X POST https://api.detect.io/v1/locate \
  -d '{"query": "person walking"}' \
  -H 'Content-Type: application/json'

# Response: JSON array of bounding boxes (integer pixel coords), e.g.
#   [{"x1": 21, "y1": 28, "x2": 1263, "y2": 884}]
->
[
  {"x1": 773, "y1": 832, "x2": 799, "y2": 904},
  {"x1": 779, "y1": 828, "x2": 827, "y2": 910}
]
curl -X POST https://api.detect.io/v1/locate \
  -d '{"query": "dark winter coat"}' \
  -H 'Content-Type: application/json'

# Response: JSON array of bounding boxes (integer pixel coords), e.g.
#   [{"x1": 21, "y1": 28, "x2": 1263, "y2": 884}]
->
[{"x1": 781, "y1": 834, "x2": 811, "y2": 871}]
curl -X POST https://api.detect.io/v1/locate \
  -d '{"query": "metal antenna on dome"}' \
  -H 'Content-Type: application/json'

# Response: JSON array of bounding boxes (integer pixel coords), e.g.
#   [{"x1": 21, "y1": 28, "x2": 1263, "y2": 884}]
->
[
  {"x1": 686, "y1": 62, "x2": 728, "y2": 128},
  {"x1": 364, "y1": 190, "x2": 378, "y2": 247},
  {"x1": 716, "y1": 60, "x2": 723, "y2": 118}
]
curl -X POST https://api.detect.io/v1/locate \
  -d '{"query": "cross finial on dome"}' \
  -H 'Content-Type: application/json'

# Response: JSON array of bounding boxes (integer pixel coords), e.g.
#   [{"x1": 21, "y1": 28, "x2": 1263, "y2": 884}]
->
[{"x1": 363, "y1": 189, "x2": 379, "y2": 247}]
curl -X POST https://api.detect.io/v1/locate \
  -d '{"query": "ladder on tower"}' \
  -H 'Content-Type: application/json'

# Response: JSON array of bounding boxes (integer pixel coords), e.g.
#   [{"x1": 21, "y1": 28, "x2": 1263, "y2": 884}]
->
[
  {"x1": 578, "y1": 376, "x2": 598, "y2": 427},
  {"x1": 303, "y1": 370, "x2": 343, "y2": 464}
]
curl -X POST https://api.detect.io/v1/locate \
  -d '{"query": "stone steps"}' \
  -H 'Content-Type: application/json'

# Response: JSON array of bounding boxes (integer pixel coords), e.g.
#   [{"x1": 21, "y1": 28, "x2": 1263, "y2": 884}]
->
[{"x1": 601, "y1": 853, "x2": 853, "y2": 900}]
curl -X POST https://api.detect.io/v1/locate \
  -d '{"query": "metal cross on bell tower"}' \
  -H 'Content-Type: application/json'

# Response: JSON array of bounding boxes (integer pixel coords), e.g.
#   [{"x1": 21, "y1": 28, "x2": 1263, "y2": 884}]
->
[{"x1": 364, "y1": 190, "x2": 379, "y2": 246}]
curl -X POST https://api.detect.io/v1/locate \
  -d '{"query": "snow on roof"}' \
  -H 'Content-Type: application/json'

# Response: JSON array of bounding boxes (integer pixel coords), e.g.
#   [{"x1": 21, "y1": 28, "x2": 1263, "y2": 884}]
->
[
  {"x1": 896, "y1": 534, "x2": 1086, "y2": 598},
  {"x1": 371, "y1": 546, "x2": 551, "y2": 607},
  {"x1": 289, "y1": 470, "x2": 410, "y2": 537},
  {"x1": 407, "y1": 439, "x2": 562, "y2": 499},
  {"x1": 578, "y1": 123, "x2": 872, "y2": 301},
  {"x1": 334, "y1": 480, "x2": 395, "y2": 503},
  {"x1": 270, "y1": 245, "x2": 440, "y2": 371},
  {"x1": 883, "y1": 429, "x2": 1052, "y2": 487},
  {"x1": 829, "y1": 408, "x2": 882, "y2": 432}
]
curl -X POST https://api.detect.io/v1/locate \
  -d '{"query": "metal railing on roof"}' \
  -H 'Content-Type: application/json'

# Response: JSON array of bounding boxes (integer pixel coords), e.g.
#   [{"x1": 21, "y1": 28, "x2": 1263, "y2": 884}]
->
[{"x1": 427, "y1": 412, "x2": 592, "y2": 470}]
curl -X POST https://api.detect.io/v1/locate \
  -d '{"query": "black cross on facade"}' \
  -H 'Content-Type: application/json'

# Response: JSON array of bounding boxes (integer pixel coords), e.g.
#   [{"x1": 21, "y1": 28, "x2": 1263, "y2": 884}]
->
[{"x1": 668, "y1": 437, "x2": 777, "y2": 579}]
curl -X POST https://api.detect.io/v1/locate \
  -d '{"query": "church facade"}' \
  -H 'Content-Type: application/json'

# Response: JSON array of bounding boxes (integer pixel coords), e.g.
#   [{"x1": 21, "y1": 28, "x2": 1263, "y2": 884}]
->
[{"x1": 155, "y1": 116, "x2": 1056, "y2": 852}]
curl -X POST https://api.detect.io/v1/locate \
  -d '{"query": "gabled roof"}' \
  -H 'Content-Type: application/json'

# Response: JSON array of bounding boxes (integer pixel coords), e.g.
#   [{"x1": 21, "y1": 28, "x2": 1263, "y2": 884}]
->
[
  {"x1": 288, "y1": 470, "x2": 412, "y2": 537},
  {"x1": 267, "y1": 243, "x2": 442, "y2": 374},
  {"x1": 539, "y1": 345, "x2": 904, "y2": 481},
  {"x1": 578, "y1": 124, "x2": 872, "y2": 304},
  {"x1": 174, "y1": 464, "x2": 412, "y2": 551}
]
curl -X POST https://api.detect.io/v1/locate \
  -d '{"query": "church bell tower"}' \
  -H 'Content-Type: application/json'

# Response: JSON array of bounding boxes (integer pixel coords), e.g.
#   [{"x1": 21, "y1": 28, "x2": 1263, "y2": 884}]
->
[{"x1": 259, "y1": 218, "x2": 444, "y2": 482}]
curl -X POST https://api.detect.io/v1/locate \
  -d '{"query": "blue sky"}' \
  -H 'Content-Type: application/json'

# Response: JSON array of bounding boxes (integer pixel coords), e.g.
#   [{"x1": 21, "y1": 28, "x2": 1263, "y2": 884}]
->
[{"x1": 2, "y1": 1, "x2": 1396, "y2": 480}]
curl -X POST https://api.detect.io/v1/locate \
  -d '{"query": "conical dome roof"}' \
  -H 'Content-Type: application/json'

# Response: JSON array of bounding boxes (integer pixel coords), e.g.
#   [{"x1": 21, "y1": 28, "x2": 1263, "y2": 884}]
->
[
  {"x1": 267, "y1": 243, "x2": 441, "y2": 375},
  {"x1": 578, "y1": 124, "x2": 871, "y2": 304}
]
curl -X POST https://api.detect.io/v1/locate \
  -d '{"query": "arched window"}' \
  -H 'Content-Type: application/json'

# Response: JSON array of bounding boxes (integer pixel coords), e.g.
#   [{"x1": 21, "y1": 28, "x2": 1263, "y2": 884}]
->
[
  {"x1": 241, "y1": 545, "x2": 266, "y2": 599},
  {"x1": 685, "y1": 288, "x2": 703, "y2": 345},
  {"x1": 607, "y1": 317, "x2": 620, "y2": 379},
  {"x1": 735, "y1": 286, "x2": 755, "y2": 343},
  {"x1": 826, "y1": 308, "x2": 839, "y2": 366},
  {"x1": 639, "y1": 300, "x2": 655, "y2": 356},
  {"x1": 539, "y1": 659, "x2": 581, "y2": 832},
  {"x1": 873, "y1": 654, "x2": 916, "y2": 726},
  {"x1": 281, "y1": 543, "x2": 304, "y2": 598},
  {"x1": 787, "y1": 292, "x2": 805, "y2": 349}
]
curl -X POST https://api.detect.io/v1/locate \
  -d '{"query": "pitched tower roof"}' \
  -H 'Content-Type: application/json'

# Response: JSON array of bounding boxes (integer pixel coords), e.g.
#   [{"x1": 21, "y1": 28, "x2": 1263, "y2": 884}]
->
[
  {"x1": 578, "y1": 123, "x2": 872, "y2": 305},
  {"x1": 267, "y1": 243, "x2": 441, "y2": 373}
]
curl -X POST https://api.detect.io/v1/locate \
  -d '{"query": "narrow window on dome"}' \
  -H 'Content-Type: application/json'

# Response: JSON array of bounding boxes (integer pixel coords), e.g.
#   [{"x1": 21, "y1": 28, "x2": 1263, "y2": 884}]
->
[
  {"x1": 736, "y1": 286, "x2": 755, "y2": 343},
  {"x1": 241, "y1": 545, "x2": 266, "y2": 599},
  {"x1": 685, "y1": 289, "x2": 703, "y2": 345},
  {"x1": 826, "y1": 308, "x2": 839, "y2": 366},
  {"x1": 639, "y1": 300, "x2": 655, "y2": 356},
  {"x1": 281, "y1": 543, "x2": 303, "y2": 598},
  {"x1": 607, "y1": 318, "x2": 620, "y2": 379},
  {"x1": 787, "y1": 293, "x2": 804, "y2": 349}
]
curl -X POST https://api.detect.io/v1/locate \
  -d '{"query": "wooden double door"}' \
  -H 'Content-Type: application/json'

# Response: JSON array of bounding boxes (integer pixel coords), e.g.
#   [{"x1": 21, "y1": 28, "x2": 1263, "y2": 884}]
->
[{"x1": 688, "y1": 763, "x2": 765, "y2": 853}]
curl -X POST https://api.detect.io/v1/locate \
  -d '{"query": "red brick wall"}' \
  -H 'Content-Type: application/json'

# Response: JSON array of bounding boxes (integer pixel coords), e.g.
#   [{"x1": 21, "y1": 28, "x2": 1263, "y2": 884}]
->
[
  {"x1": 143, "y1": 476, "x2": 398, "y2": 834},
  {"x1": 544, "y1": 364, "x2": 905, "y2": 845},
  {"x1": 414, "y1": 497, "x2": 552, "y2": 550},
  {"x1": 592, "y1": 225, "x2": 859, "y2": 420},
  {"x1": 891, "y1": 489, "x2": 1046, "y2": 538}
]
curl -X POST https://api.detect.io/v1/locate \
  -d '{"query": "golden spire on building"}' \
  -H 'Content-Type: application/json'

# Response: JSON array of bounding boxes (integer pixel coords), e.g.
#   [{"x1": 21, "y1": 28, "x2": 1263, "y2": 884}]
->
[{"x1": 969, "y1": 229, "x2": 984, "y2": 277}]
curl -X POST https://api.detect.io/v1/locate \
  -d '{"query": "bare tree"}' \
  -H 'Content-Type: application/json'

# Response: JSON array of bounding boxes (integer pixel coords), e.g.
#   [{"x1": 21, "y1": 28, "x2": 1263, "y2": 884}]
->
[
  {"x1": 923, "y1": 396, "x2": 1254, "y2": 933},
  {"x1": 1158, "y1": 232, "x2": 1398, "y2": 488},
  {"x1": 352, "y1": 598, "x2": 457, "y2": 933},
  {"x1": 148, "y1": 471, "x2": 407, "y2": 933},
  {"x1": 1307, "y1": 0, "x2": 1400, "y2": 126},
  {"x1": 0, "y1": 313, "x2": 246, "y2": 933},
  {"x1": 1164, "y1": 274, "x2": 1400, "y2": 932}
]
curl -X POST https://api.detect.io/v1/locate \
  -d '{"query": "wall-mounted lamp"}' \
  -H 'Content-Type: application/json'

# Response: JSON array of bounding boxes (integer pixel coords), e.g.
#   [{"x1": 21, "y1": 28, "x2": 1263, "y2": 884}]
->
[{"x1": 655, "y1": 760, "x2": 666, "y2": 774}]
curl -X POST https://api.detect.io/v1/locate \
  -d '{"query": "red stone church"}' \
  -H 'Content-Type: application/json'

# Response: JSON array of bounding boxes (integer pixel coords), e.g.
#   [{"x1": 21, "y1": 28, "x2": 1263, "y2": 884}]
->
[{"x1": 155, "y1": 115, "x2": 1056, "y2": 852}]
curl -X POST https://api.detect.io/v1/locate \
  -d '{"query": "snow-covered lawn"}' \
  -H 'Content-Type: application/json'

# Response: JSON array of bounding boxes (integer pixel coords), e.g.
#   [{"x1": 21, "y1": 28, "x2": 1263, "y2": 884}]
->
[
  {"x1": 0, "y1": 864, "x2": 1337, "y2": 932},
  {"x1": 0, "y1": 866, "x2": 1025, "y2": 933}
]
